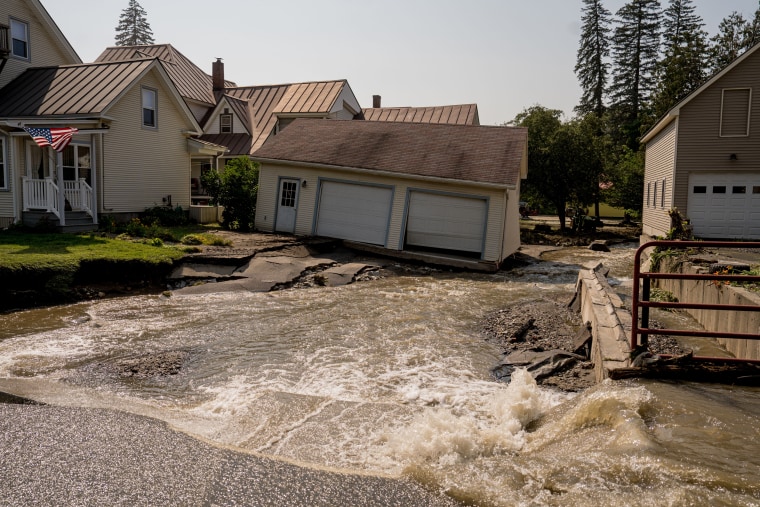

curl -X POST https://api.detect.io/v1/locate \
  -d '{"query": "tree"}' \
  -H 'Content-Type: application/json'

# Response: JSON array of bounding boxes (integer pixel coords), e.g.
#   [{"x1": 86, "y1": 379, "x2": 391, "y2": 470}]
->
[
  {"x1": 602, "y1": 148, "x2": 644, "y2": 213},
  {"x1": 575, "y1": 0, "x2": 612, "y2": 117},
  {"x1": 114, "y1": 0, "x2": 155, "y2": 46},
  {"x1": 511, "y1": 107, "x2": 605, "y2": 231},
  {"x1": 201, "y1": 157, "x2": 259, "y2": 231},
  {"x1": 651, "y1": 0, "x2": 708, "y2": 119},
  {"x1": 710, "y1": 12, "x2": 748, "y2": 72},
  {"x1": 743, "y1": 2, "x2": 760, "y2": 49},
  {"x1": 609, "y1": 0, "x2": 662, "y2": 151}
]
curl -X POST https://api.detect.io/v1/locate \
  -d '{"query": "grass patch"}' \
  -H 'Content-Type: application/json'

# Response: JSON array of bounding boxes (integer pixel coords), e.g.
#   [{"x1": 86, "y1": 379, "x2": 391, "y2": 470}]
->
[
  {"x1": 0, "y1": 231, "x2": 186, "y2": 272},
  {"x1": 180, "y1": 233, "x2": 232, "y2": 246}
]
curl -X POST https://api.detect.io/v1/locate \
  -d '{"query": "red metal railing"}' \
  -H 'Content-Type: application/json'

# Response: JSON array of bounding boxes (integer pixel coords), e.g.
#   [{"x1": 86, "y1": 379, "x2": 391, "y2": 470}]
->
[{"x1": 632, "y1": 241, "x2": 760, "y2": 363}]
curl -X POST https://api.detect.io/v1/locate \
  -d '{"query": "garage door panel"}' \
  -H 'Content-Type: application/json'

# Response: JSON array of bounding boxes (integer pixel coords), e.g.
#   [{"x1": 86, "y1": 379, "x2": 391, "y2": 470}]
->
[
  {"x1": 316, "y1": 181, "x2": 392, "y2": 246},
  {"x1": 687, "y1": 173, "x2": 760, "y2": 239},
  {"x1": 406, "y1": 192, "x2": 486, "y2": 253}
]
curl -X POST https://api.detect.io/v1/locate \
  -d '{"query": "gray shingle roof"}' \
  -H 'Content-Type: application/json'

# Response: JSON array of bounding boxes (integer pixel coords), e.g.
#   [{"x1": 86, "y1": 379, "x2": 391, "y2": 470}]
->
[{"x1": 253, "y1": 119, "x2": 526, "y2": 186}]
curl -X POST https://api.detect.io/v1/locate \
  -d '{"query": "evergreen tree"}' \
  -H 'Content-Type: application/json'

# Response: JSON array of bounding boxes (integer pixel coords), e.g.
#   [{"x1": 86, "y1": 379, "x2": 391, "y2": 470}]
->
[
  {"x1": 743, "y1": 2, "x2": 760, "y2": 49},
  {"x1": 710, "y1": 12, "x2": 748, "y2": 72},
  {"x1": 609, "y1": 0, "x2": 662, "y2": 150},
  {"x1": 114, "y1": 0, "x2": 155, "y2": 46},
  {"x1": 651, "y1": 0, "x2": 708, "y2": 118},
  {"x1": 575, "y1": 0, "x2": 612, "y2": 117}
]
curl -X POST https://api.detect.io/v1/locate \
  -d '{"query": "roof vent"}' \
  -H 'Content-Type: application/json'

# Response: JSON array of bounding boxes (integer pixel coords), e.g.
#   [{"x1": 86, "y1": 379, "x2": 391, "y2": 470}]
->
[{"x1": 372, "y1": 95, "x2": 381, "y2": 108}]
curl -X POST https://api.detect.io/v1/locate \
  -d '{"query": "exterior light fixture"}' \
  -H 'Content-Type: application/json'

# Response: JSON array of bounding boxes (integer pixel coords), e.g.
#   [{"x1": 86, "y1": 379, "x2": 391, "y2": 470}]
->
[{"x1": 730, "y1": 153, "x2": 738, "y2": 160}]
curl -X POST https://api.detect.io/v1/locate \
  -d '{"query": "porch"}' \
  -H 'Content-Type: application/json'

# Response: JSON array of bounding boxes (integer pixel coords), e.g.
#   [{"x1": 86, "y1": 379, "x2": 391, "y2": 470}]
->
[{"x1": 22, "y1": 177, "x2": 98, "y2": 232}]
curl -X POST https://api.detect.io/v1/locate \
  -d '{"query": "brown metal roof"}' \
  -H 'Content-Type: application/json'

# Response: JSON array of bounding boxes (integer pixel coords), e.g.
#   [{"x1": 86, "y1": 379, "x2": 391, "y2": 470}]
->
[
  {"x1": 0, "y1": 60, "x2": 155, "y2": 117},
  {"x1": 95, "y1": 45, "x2": 235, "y2": 106},
  {"x1": 361, "y1": 104, "x2": 480, "y2": 125},
  {"x1": 253, "y1": 119, "x2": 526, "y2": 186},
  {"x1": 200, "y1": 80, "x2": 349, "y2": 155}
]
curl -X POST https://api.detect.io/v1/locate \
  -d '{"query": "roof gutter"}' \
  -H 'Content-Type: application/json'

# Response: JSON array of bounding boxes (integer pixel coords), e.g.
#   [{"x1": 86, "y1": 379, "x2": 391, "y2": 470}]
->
[{"x1": 252, "y1": 156, "x2": 517, "y2": 190}]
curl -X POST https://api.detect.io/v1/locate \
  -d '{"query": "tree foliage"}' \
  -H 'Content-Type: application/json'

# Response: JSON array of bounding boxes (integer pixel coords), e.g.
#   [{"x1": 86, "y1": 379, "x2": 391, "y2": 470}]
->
[
  {"x1": 201, "y1": 157, "x2": 259, "y2": 232},
  {"x1": 609, "y1": 0, "x2": 662, "y2": 151},
  {"x1": 114, "y1": 0, "x2": 155, "y2": 46},
  {"x1": 512, "y1": 107, "x2": 605, "y2": 231},
  {"x1": 575, "y1": 0, "x2": 612, "y2": 117},
  {"x1": 651, "y1": 0, "x2": 708, "y2": 119}
]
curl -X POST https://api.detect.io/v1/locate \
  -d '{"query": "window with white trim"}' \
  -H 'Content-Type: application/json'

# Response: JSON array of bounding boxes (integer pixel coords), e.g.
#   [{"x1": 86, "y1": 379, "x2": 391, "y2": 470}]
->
[
  {"x1": 0, "y1": 137, "x2": 7, "y2": 190},
  {"x1": 646, "y1": 182, "x2": 651, "y2": 207},
  {"x1": 142, "y1": 87, "x2": 157, "y2": 128},
  {"x1": 661, "y1": 179, "x2": 666, "y2": 207},
  {"x1": 62, "y1": 144, "x2": 92, "y2": 184},
  {"x1": 220, "y1": 113, "x2": 232, "y2": 133},
  {"x1": 653, "y1": 181, "x2": 658, "y2": 208},
  {"x1": 10, "y1": 18, "x2": 29, "y2": 59}
]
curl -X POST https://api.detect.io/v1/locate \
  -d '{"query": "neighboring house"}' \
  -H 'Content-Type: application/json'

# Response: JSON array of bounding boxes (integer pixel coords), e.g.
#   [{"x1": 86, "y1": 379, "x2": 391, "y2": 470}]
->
[
  {"x1": 0, "y1": 0, "x2": 81, "y2": 228},
  {"x1": 641, "y1": 44, "x2": 760, "y2": 240},
  {"x1": 96, "y1": 47, "x2": 361, "y2": 211},
  {"x1": 252, "y1": 118, "x2": 527, "y2": 270},
  {"x1": 362, "y1": 97, "x2": 480, "y2": 125},
  {"x1": 0, "y1": 56, "x2": 202, "y2": 230}
]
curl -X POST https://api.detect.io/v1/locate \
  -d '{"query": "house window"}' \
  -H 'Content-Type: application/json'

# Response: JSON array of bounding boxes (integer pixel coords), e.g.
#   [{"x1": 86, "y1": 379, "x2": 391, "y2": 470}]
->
[
  {"x1": 732, "y1": 186, "x2": 747, "y2": 194},
  {"x1": 220, "y1": 113, "x2": 232, "y2": 134},
  {"x1": 280, "y1": 181, "x2": 297, "y2": 207},
  {"x1": 0, "y1": 137, "x2": 6, "y2": 190},
  {"x1": 713, "y1": 186, "x2": 726, "y2": 193},
  {"x1": 142, "y1": 87, "x2": 157, "y2": 128},
  {"x1": 62, "y1": 145, "x2": 92, "y2": 184},
  {"x1": 646, "y1": 182, "x2": 651, "y2": 207},
  {"x1": 754, "y1": 186, "x2": 760, "y2": 194},
  {"x1": 10, "y1": 18, "x2": 29, "y2": 59},
  {"x1": 653, "y1": 181, "x2": 658, "y2": 208},
  {"x1": 720, "y1": 88, "x2": 751, "y2": 137},
  {"x1": 661, "y1": 179, "x2": 666, "y2": 207},
  {"x1": 693, "y1": 186, "x2": 707, "y2": 193}
]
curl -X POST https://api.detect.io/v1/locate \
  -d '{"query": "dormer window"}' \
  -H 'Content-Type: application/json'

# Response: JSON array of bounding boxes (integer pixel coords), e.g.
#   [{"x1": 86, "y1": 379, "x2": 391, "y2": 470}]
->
[
  {"x1": 10, "y1": 18, "x2": 29, "y2": 60},
  {"x1": 220, "y1": 113, "x2": 232, "y2": 133}
]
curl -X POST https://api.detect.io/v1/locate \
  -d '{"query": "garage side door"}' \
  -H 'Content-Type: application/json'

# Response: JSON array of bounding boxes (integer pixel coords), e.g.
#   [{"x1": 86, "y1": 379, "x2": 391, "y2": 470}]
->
[
  {"x1": 687, "y1": 173, "x2": 760, "y2": 239},
  {"x1": 315, "y1": 181, "x2": 393, "y2": 246},
  {"x1": 406, "y1": 191, "x2": 487, "y2": 253}
]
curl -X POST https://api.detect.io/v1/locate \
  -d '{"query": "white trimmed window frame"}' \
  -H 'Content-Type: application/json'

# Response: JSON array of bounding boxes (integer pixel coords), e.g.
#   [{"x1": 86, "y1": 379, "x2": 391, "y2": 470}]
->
[
  {"x1": 10, "y1": 17, "x2": 30, "y2": 60},
  {"x1": 142, "y1": 86, "x2": 158, "y2": 129},
  {"x1": 719, "y1": 87, "x2": 752, "y2": 137},
  {"x1": 0, "y1": 137, "x2": 7, "y2": 190}
]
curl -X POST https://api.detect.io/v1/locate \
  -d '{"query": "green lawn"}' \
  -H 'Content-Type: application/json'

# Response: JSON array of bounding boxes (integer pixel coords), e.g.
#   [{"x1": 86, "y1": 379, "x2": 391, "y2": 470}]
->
[{"x1": 0, "y1": 231, "x2": 187, "y2": 272}]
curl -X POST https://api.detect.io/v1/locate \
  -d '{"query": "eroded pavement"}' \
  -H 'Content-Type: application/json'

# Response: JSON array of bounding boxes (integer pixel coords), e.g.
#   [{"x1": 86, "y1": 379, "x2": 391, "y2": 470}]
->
[{"x1": 168, "y1": 233, "x2": 382, "y2": 295}]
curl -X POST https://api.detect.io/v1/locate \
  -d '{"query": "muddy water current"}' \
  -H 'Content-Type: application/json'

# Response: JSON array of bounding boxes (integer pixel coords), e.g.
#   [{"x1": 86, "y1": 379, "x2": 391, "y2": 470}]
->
[{"x1": 1, "y1": 244, "x2": 759, "y2": 506}]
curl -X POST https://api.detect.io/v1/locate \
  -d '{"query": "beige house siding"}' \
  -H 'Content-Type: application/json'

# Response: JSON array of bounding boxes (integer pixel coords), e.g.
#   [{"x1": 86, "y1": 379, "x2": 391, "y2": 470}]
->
[
  {"x1": 101, "y1": 70, "x2": 195, "y2": 214},
  {"x1": 674, "y1": 49, "x2": 760, "y2": 211},
  {"x1": 643, "y1": 120, "x2": 677, "y2": 238},
  {"x1": 0, "y1": 135, "x2": 14, "y2": 225},
  {"x1": 1, "y1": 0, "x2": 79, "y2": 89},
  {"x1": 502, "y1": 184, "x2": 521, "y2": 259},
  {"x1": 255, "y1": 163, "x2": 512, "y2": 262}
]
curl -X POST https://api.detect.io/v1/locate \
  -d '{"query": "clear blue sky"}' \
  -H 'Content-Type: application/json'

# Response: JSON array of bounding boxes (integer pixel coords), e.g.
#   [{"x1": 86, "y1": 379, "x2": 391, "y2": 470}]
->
[{"x1": 42, "y1": 0, "x2": 759, "y2": 126}]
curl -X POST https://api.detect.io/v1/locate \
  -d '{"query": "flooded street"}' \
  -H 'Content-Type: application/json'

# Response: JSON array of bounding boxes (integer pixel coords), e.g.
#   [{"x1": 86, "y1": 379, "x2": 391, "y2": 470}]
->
[{"x1": 1, "y1": 244, "x2": 759, "y2": 506}]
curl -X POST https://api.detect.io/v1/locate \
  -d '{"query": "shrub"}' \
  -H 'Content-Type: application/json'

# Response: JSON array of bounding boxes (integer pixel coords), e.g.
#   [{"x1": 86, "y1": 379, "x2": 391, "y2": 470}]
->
[
  {"x1": 140, "y1": 205, "x2": 188, "y2": 227},
  {"x1": 202, "y1": 157, "x2": 259, "y2": 232}
]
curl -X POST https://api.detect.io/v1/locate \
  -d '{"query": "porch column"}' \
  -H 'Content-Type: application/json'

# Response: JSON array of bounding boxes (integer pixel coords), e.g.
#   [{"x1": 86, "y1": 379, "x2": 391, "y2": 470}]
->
[
  {"x1": 90, "y1": 133, "x2": 98, "y2": 224},
  {"x1": 56, "y1": 150, "x2": 65, "y2": 226}
]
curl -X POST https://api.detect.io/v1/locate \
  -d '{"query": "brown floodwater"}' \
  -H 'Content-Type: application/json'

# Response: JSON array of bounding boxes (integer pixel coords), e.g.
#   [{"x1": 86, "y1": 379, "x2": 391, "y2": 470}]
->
[{"x1": 1, "y1": 243, "x2": 758, "y2": 506}]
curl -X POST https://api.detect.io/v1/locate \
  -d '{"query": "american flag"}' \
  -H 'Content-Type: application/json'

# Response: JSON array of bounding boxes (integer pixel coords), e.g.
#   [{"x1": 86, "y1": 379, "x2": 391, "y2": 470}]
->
[{"x1": 23, "y1": 127, "x2": 79, "y2": 152}]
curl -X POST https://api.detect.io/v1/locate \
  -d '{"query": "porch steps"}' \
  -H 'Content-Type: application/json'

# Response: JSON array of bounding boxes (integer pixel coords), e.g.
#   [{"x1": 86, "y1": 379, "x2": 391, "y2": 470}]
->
[{"x1": 22, "y1": 211, "x2": 98, "y2": 233}]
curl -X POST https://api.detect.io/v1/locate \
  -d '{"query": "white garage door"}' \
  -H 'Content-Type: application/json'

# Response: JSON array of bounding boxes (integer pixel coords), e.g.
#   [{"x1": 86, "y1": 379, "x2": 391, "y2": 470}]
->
[
  {"x1": 315, "y1": 181, "x2": 393, "y2": 245},
  {"x1": 687, "y1": 173, "x2": 760, "y2": 239},
  {"x1": 405, "y1": 191, "x2": 487, "y2": 254}
]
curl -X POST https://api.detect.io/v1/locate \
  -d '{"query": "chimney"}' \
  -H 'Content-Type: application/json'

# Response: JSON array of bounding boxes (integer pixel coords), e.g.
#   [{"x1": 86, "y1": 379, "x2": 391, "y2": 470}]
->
[
  {"x1": 212, "y1": 58, "x2": 224, "y2": 92},
  {"x1": 372, "y1": 95, "x2": 381, "y2": 108}
]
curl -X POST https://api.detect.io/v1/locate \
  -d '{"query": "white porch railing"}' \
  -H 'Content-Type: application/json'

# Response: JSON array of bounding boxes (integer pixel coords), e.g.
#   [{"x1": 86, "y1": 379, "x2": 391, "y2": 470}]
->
[
  {"x1": 22, "y1": 178, "x2": 95, "y2": 220},
  {"x1": 22, "y1": 177, "x2": 61, "y2": 219},
  {"x1": 63, "y1": 178, "x2": 94, "y2": 216}
]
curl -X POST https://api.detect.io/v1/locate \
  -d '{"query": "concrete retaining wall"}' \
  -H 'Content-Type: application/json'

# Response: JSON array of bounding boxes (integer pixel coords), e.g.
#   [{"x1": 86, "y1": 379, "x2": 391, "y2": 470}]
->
[
  {"x1": 655, "y1": 257, "x2": 760, "y2": 360},
  {"x1": 574, "y1": 263, "x2": 631, "y2": 382}
]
